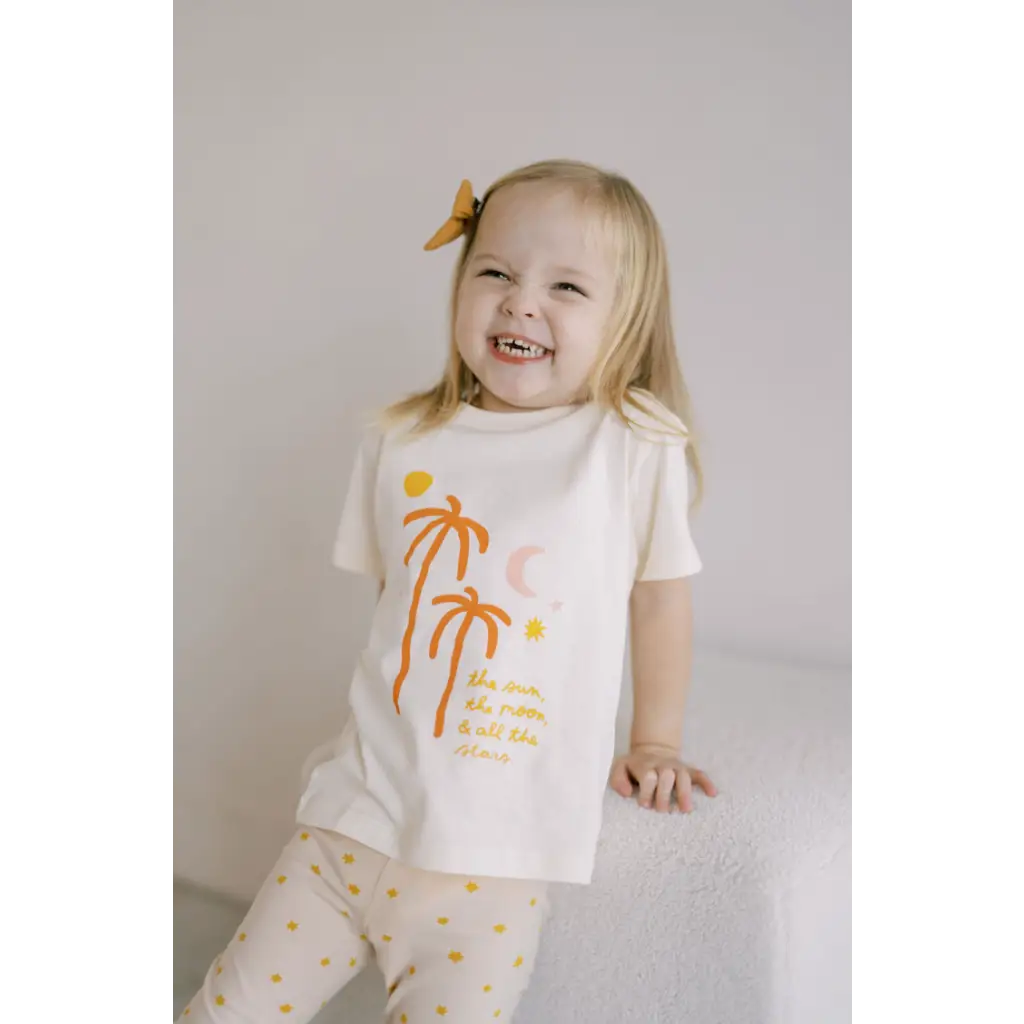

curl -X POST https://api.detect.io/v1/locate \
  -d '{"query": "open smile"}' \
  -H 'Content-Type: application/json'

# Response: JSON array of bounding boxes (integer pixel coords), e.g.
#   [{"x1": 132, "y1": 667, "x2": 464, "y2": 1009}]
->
[{"x1": 489, "y1": 334, "x2": 553, "y2": 364}]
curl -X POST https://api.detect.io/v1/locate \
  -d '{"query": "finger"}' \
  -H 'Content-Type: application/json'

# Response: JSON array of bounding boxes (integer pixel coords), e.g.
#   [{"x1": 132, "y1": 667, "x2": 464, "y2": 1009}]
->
[
  {"x1": 637, "y1": 768, "x2": 659, "y2": 808},
  {"x1": 654, "y1": 768, "x2": 676, "y2": 813},
  {"x1": 609, "y1": 759, "x2": 634, "y2": 798},
  {"x1": 676, "y1": 770, "x2": 694, "y2": 813},
  {"x1": 690, "y1": 770, "x2": 718, "y2": 798}
]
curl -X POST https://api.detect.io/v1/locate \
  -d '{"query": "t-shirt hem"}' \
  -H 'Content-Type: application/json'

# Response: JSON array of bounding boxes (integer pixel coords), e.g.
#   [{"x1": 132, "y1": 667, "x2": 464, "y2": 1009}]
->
[{"x1": 296, "y1": 806, "x2": 595, "y2": 885}]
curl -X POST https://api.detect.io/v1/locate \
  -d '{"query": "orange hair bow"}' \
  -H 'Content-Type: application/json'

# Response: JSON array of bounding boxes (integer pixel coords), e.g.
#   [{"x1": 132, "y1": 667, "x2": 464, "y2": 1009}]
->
[{"x1": 423, "y1": 179, "x2": 482, "y2": 251}]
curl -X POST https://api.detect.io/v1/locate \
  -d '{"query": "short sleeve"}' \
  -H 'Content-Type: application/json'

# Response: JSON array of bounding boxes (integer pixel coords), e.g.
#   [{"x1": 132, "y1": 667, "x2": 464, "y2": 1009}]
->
[
  {"x1": 332, "y1": 429, "x2": 384, "y2": 579},
  {"x1": 633, "y1": 435, "x2": 703, "y2": 581}
]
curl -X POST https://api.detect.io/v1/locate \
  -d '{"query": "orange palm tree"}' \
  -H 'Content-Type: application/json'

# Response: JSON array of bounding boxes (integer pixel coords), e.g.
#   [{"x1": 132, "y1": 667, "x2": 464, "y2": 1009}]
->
[
  {"x1": 393, "y1": 495, "x2": 488, "y2": 713},
  {"x1": 429, "y1": 587, "x2": 511, "y2": 738}
]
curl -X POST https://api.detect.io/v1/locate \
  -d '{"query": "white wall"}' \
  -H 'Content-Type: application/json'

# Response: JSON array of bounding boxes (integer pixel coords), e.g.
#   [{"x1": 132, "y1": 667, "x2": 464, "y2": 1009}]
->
[{"x1": 175, "y1": 0, "x2": 849, "y2": 896}]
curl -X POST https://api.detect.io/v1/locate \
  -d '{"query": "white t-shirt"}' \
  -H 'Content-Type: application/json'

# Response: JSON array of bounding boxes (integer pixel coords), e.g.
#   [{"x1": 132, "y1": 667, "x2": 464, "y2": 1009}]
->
[{"x1": 296, "y1": 393, "x2": 702, "y2": 884}]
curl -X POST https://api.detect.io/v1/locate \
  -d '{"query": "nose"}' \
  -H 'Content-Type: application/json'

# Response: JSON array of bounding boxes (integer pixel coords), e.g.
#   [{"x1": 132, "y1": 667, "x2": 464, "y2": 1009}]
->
[{"x1": 501, "y1": 286, "x2": 537, "y2": 320}]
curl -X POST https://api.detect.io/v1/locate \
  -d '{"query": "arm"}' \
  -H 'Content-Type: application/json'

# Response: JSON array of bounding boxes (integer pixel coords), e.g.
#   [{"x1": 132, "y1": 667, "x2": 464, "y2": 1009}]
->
[
  {"x1": 610, "y1": 577, "x2": 717, "y2": 813},
  {"x1": 628, "y1": 577, "x2": 693, "y2": 755}
]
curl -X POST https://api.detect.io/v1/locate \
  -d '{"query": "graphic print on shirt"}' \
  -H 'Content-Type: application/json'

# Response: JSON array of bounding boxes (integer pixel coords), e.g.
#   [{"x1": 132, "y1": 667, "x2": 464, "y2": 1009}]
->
[
  {"x1": 392, "y1": 492, "x2": 490, "y2": 715},
  {"x1": 395, "y1": 471, "x2": 557, "y2": 760}
]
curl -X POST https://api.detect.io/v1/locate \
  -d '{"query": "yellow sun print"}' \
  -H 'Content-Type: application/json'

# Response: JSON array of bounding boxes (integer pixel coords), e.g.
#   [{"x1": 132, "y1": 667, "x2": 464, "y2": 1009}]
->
[
  {"x1": 524, "y1": 618, "x2": 546, "y2": 641},
  {"x1": 404, "y1": 471, "x2": 434, "y2": 498}
]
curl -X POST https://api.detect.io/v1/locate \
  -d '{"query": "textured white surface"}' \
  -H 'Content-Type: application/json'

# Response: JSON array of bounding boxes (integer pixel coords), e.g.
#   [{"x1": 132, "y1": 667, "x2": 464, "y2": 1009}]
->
[{"x1": 175, "y1": 653, "x2": 850, "y2": 1022}]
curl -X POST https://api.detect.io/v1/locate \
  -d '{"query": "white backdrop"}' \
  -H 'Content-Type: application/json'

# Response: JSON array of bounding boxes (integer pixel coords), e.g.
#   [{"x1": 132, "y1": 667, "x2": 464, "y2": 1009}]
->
[{"x1": 175, "y1": 0, "x2": 849, "y2": 896}]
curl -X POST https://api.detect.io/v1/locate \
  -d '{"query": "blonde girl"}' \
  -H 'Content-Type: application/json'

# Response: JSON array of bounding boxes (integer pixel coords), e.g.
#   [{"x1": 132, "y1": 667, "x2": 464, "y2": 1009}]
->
[{"x1": 179, "y1": 159, "x2": 717, "y2": 1024}]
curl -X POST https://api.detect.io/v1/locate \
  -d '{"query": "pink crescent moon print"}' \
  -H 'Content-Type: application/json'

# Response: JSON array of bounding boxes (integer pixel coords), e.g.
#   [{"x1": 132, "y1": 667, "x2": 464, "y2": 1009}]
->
[{"x1": 505, "y1": 546, "x2": 545, "y2": 598}]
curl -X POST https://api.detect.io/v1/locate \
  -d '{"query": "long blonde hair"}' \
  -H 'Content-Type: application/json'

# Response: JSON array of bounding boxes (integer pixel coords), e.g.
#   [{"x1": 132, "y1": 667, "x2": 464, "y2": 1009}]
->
[{"x1": 383, "y1": 159, "x2": 703, "y2": 504}]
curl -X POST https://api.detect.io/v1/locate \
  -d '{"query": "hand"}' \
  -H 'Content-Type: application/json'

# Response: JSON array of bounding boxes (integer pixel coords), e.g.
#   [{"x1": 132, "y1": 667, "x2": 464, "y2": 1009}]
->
[{"x1": 609, "y1": 745, "x2": 718, "y2": 814}]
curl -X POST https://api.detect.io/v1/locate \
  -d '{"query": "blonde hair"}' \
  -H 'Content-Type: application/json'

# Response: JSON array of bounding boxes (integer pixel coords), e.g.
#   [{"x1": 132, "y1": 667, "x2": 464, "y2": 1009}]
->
[{"x1": 383, "y1": 159, "x2": 703, "y2": 504}]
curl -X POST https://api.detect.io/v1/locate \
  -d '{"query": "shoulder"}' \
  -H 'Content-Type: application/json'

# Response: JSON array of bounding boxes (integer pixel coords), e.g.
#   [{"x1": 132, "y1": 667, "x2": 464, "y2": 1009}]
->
[{"x1": 614, "y1": 389, "x2": 692, "y2": 449}]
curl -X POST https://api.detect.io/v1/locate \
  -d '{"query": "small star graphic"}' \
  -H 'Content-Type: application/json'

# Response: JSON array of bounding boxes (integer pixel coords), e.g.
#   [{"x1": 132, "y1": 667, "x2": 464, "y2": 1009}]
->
[
  {"x1": 448, "y1": 950, "x2": 464, "y2": 964},
  {"x1": 483, "y1": 985, "x2": 493, "y2": 993},
  {"x1": 388, "y1": 982, "x2": 398, "y2": 996},
  {"x1": 184, "y1": 1010, "x2": 191, "y2": 1017},
  {"x1": 493, "y1": 924, "x2": 507, "y2": 934},
  {"x1": 359, "y1": 934, "x2": 368, "y2": 942},
  {"x1": 320, "y1": 957, "x2": 331, "y2": 967},
  {"x1": 215, "y1": 995, "x2": 226, "y2": 1007},
  {"x1": 409, "y1": 966, "x2": 417, "y2": 976},
  {"x1": 550, "y1": 600, "x2": 564, "y2": 611},
  {"x1": 348, "y1": 884, "x2": 361, "y2": 896},
  {"x1": 524, "y1": 617, "x2": 546, "y2": 641},
  {"x1": 238, "y1": 933, "x2": 247, "y2": 942},
  {"x1": 279, "y1": 1005, "x2": 293, "y2": 1014},
  {"x1": 387, "y1": 888, "x2": 400, "y2": 899},
  {"x1": 311, "y1": 864, "x2": 321, "y2": 875},
  {"x1": 277, "y1": 875, "x2": 287, "y2": 884},
  {"x1": 514, "y1": 956, "x2": 524, "y2": 968},
  {"x1": 215, "y1": 966, "x2": 223, "y2": 976},
  {"x1": 530, "y1": 898, "x2": 537, "y2": 907},
  {"x1": 382, "y1": 934, "x2": 393, "y2": 943},
  {"x1": 343, "y1": 853, "x2": 355, "y2": 864},
  {"x1": 349, "y1": 957, "x2": 357, "y2": 968},
  {"x1": 401, "y1": 1016, "x2": 408, "y2": 1023},
  {"x1": 436, "y1": 1008, "x2": 449, "y2": 1017},
  {"x1": 465, "y1": 881, "x2": 480, "y2": 894},
  {"x1": 437, "y1": 917, "x2": 449, "y2": 925},
  {"x1": 300, "y1": 832, "x2": 310, "y2": 841},
  {"x1": 271, "y1": 974, "x2": 282, "y2": 984},
  {"x1": 495, "y1": 1012, "x2": 502, "y2": 1019},
  {"x1": 340, "y1": 910, "x2": 350, "y2": 918},
  {"x1": 287, "y1": 921, "x2": 299, "y2": 932}
]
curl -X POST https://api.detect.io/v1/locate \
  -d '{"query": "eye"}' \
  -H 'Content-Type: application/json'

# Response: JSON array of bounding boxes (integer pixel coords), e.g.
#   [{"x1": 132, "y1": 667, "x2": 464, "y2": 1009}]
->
[
  {"x1": 554, "y1": 282, "x2": 587, "y2": 296},
  {"x1": 479, "y1": 269, "x2": 509, "y2": 281}
]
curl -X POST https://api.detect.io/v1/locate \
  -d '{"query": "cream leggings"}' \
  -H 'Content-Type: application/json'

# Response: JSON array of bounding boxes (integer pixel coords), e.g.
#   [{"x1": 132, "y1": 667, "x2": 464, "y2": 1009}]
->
[{"x1": 178, "y1": 828, "x2": 548, "y2": 1023}]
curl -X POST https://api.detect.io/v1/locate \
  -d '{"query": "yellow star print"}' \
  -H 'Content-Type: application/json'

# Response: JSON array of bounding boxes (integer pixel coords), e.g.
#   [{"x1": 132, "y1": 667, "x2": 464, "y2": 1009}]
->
[
  {"x1": 465, "y1": 881, "x2": 479, "y2": 894},
  {"x1": 409, "y1": 966, "x2": 417, "y2": 976},
  {"x1": 401, "y1": 1016, "x2": 408, "y2": 1023},
  {"x1": 287, "y1": 921, "x2": 299, "y2": 932},
  {"x1": 238, "y1": 933, "x2": 247, "y2": 942},
  {"x1": 530, "y1": 898, "x2": 537, "y2": 907},
  {"x1": 343, "y1": 853, "x2": 355, "y2": 864},
  {"x1": 494, "y1": 1012, "x2": 502, "y2": 1019},
  {"x1": 280, "y1": 1005, "x2": 293, "y2": 1014},
  {"x1": 320, "y1": 957, "x2": 331, "y2": 967},
  {"x1": 277, "y1": 875, "x2": 287, "y2": 885},
  {"x1": 300, "y1": 832, "x2": 309, "y2": 840},
  {"x1": 483, "y1": 985, "x2": 493, "y2": 993},
  {"x1": 311, "y1": 864, "x2": 321, "y2": 875},
  {"x1": 525, "y1": 617, "x2": 546, "y2": 641},
  {"x1": 493, "y1": 924, "x2": 507, "y2": 934},
  {"x1": 514, "y1": 956, "x2": 524, "y2": 967},
  {"x1": 387, "y1": 888, "x2": 400, "y2": 899},
  {"x1": 382, "y1": 934, "x2": 393, "y2": 943},
  {"x1": 349, "y1": 958, "x2": 357, "y2": 968},
  {"x1": 437, "y1": 917, "x2": 449, "y2": 926},
  {"x1": 271, "y1": 974, "x2": 282, "y2": 984},
  {"x1": 348, "y1": 884, "x2": 361, "y2": 896},
  {"x1": 341, "y1": 910, "x2": 350, "y2": 918},
  {"x1": 215, "y1": 995, "x2": 225, "y2": 1006},
  {"x1": 216, "y1": 966, "x2": 223, "y2": 976},
  {"x1": 436, "y1": 1008, "x2": 449, "y2": 1017},
  {"x1": 448, "y1": 950, "x2": 464, "y2": 964},
  {"x1": 184, "y1": 1010, "x2": 191, "y2": 1017}
]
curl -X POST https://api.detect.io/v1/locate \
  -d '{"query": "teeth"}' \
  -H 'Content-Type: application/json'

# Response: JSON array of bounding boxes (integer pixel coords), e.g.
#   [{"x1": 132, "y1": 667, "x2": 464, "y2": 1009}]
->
[{"x1": 494, "y1": 336, "x2": 548, "y2": 358}]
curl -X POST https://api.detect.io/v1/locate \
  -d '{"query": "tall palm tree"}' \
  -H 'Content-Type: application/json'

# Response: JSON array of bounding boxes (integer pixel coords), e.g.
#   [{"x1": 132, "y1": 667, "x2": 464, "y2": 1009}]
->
[
  {"x1": 429, "y1": 586, "x2": 511, "y2": 738},
  {"x1": 393, "y1": 495, "x2": 488, "y2": 713}
]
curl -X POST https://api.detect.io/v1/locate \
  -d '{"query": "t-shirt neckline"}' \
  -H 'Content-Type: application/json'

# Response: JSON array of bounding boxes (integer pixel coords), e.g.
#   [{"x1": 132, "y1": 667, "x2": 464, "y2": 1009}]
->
[{"x1": 452, "y1": 401, "x2": 591, "y2": 433}]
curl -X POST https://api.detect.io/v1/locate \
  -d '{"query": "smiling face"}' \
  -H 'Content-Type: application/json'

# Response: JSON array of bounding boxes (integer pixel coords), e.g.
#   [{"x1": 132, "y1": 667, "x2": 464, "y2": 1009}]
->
[{"x1": 453, "y1": 182, "x2": 617, "y2": 412}]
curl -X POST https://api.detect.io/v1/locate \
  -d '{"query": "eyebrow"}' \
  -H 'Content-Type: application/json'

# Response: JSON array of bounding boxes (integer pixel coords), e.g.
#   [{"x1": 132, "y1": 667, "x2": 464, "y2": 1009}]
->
[{"x1": 470, "y1": 253, "x2": 597, "y2": 283}]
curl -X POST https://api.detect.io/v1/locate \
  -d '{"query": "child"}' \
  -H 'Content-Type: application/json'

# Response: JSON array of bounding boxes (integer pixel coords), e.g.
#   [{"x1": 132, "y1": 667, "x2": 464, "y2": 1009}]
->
[{"x1": 179, "y1": 159, "x2": 717, "y2": 1023}]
